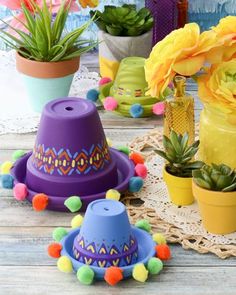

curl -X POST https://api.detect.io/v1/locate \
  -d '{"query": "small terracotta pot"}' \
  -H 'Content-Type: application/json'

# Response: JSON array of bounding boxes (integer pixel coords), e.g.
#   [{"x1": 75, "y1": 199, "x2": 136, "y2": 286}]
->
[
  {"x1": 16, "y1": 52, "x2": 80, "y2": 112},
  {"x1": 163, "y1": 167, "x2": 194, "y2": 206},
  {"x1": 192, "y1": 180, "x2": 236, "y2": 234}
]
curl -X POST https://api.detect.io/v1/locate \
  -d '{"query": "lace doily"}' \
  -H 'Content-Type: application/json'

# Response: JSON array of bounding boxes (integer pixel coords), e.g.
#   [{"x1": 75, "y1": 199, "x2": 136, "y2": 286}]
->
[
  {"x1": 124, "y1": 129, "x2": 236, "y2": 259},
  {"x1": 0, "y1": 50, "x2": 100, "y2": 135}
]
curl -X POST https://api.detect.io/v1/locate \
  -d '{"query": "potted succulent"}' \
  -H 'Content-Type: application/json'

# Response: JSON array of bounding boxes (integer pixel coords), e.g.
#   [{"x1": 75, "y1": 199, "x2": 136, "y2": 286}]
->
[
  {"x1": 155, "y1": 130, "x2": 204, "y2": 206},
  {"x1": 192, "y1": 164, "x2": 236, "y2": 234},
  {"x1": 90, "y1": 4, "x2": 154, "y2": 79},
  {"x1": 0, "y1": 0, "x2": 96, "y2": 112}
]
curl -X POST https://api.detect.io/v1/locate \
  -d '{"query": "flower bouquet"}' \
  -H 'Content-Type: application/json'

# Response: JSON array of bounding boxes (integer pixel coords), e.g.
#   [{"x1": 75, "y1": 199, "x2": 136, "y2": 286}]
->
[{"x1": 145, "y1": 17, "x2": 236, "y2": 169}]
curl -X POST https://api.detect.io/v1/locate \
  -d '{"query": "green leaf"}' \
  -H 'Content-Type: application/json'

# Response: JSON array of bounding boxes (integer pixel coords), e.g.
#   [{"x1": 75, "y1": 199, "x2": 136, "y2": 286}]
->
[
  {"x1": 170, "y1": 130, "x2": 182, "y2": 154},
  {"x1": 193, "y1": 178, "x2": 212, "y2": 190},
  {"x1": 223, "y1": 183, "x2": 236, "y2": 192},
  {"x1": 154, "y1": 149, "x2": 173, "y2": 163},
  {"x1": 21, "y1": 3, "x2": 35, "y2": 33},
  {"x1": 60, "y1": 43, "x2": 97, "y2": 60},
  {"x1": 184, "y1": 161, "x2": 204, "y2": 170},
  {"x1": 181, "y1": 132, "x2": 189, "y2": 152}
]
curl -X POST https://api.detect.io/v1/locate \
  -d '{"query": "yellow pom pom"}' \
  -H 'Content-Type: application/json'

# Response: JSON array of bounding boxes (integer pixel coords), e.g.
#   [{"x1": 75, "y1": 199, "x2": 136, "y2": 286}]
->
[
  {"x1": 105, "y1": 189, "x2": 121, "y2": 201},
  {"x1": 57, "y1": 256, "x2": 73, "y2": 273},
  {"x1": 152, "y1": 233, "x2": 166, "y2": 245},
  {"x1": 132, "y1": 264, "x2": 148, "y2": 283},
  {"x1": 1, "y1": 161, "x2": 13, "y2": 174},
  {"x1": 106, "y1": 138, "x2": 113, "y2": 147},
  {"x1": 71, "y1": 214, "x2": 84, "y2": 229}
]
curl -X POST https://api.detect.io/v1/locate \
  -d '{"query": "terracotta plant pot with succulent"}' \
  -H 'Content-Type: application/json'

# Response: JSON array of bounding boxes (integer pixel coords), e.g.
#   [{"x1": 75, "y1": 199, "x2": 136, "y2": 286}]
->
[
  {"x1": 155, "y1": 130, "x2": 204, "y2": 206},
  {"x1": 90, "y1": 4, "x2": 154, "y2": 79},
  {"x1": 0, "y1": 0, "x2": 96, "y2": 112},
  {"x1": 192, "y1": 163, "x2": 236, "y2": 234}
]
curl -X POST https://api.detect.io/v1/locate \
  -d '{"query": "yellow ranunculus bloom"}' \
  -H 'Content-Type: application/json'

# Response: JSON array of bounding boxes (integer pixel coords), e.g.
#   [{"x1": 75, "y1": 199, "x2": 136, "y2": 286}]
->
[
  {"x1": 213, "y1": 16, "x2": 236, "y2": 62},
  {"x1": 198, "y1": 60, "x2": 236, "y2": 112},
  {"x1": 145, "y1": 23, "x2": 220, "y2": 97}
]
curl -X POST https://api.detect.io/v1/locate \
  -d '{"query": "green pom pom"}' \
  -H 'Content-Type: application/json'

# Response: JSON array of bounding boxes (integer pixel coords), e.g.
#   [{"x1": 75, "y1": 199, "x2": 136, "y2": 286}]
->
[
  {"x1": 12, "y1": 150, "x2": 26, "y2": 161},
  {"x1": 64, "y1": 196, "x2": 82, "y2": 212},
  {"x1": 135, "y1": 219, "x2": 151, "y2": 232},
  {"x1": 52, "y1": 227, "x2": 68, "y2": 242},
  {"x1": 77, "y1": 265, "x2": 94, "y2": 285},
  {"x1": 147, "y1": 257, "x2": 163, "y2": 275},
  {"x1": 116, "y1": 146, "x2": 130, "y2": 155}
]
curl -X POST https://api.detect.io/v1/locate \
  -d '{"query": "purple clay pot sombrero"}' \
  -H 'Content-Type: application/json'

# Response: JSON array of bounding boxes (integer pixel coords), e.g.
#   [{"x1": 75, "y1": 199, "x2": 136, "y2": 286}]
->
[
  {"x1": 47, "y1": 200, "x2": 171, "y2": 285},
  {"x1": 10, "y1": 98, "x2": 145, "y2": 212}
]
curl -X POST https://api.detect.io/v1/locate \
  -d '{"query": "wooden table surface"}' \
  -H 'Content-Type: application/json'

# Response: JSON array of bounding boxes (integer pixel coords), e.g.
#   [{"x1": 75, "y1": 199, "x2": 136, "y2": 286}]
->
[{"x1": 0, "y1": 53, "x2": 235, "y2": 295}]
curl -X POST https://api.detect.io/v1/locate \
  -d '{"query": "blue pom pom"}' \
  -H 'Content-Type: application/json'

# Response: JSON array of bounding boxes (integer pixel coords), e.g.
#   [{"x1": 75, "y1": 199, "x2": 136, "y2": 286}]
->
[
  {"x1": 1, "y1": 174, "x2": 14, "y2": 189},
  {"x1": 129, "y1": 104, "x2": 144, "y2": 118},
  {"x1": 129, "y1": 177, "x2": 144, "y2": 193},
  {"x1": 86, "y1": 89, "x2": 99, "y2": 102}
]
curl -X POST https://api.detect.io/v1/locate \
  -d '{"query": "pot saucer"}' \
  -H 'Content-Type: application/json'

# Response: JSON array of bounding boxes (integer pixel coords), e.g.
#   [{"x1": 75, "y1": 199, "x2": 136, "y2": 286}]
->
[
  {"x1": 11, "y1": 148, "x2": 135, "y2": 212},
  {"x1": 61, "y1": 226, "x2": 155, "y2": 280}
]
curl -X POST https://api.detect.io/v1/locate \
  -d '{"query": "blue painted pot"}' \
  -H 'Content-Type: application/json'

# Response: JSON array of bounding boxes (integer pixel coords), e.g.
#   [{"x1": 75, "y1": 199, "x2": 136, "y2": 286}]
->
[
  {"x1": 21, "y1": 74, "x2": 74, "y2": 113},
  {"x1": 16, "y1": 52, "x2": 80, "y2": 113},
  {"x1": 73, "y1": 200, "x2": 139, "y2": 268}
]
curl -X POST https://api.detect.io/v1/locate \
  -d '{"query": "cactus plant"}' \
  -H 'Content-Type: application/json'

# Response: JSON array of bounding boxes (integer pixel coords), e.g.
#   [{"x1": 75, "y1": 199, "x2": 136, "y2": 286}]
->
[
  {"x1": 90, "y1": 4, "x2": 154, "y2": 37},
  {"x1": 155, "y1": 130, "x2": 204, "y2": 177},
  {"x1": 193, "y1": 163, "x2": 236, "y2": 192}
]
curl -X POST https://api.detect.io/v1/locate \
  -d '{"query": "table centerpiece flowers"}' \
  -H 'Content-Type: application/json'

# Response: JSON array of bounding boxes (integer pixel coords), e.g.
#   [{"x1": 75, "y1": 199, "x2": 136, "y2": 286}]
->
[{"x1": 145, "y1": 18, "x2": 236, "y2": 169}]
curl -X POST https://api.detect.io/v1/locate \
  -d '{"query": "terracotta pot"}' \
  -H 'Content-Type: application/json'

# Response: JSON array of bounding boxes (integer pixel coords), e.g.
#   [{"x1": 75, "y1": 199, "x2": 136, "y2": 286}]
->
[
  {"x1": 163, "y1": 167, "x2": 194, "y2": 206},
  {"x1": 192, "y1": 180, "x2": 236, "y2": 234},
  {"x1": 16, "y1": 52, "x2": 80, "y2": 112}
]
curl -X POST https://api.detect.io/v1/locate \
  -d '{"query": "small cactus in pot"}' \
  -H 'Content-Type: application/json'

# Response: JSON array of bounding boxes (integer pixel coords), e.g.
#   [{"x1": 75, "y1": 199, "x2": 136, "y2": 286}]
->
[
  {"x1": 155, "y1": 130, "x2": 204, "y2": 206},
  {"x1": 192, "y1": 164, "x2": 236, "y2": 234}
]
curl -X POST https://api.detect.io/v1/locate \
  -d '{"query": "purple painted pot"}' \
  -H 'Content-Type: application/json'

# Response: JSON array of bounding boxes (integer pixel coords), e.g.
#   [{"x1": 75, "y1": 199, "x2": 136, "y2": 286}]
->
[
  {"x1": 11, "y1": 98, "x2": 135, "y2": 211},
  {"x1": 26, "y1": 98, "x2": 118, "y2": 196},
  {"x1": 73, "y1": 199, "x2": 138, "y2": 268}
]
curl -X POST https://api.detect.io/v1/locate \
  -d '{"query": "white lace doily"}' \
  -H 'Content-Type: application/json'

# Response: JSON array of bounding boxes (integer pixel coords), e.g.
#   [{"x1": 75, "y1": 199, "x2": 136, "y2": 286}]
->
[{"x1": 0, "y1": 50, "x2": 100, "y2": 135}]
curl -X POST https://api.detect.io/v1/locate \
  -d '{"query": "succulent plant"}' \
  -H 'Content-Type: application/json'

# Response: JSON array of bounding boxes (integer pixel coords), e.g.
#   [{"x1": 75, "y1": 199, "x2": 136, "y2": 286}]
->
[
  {"x1": 0, "y1": 0, "x2": 96, "y2": 61},
  {"x1": 90, "y1": 4, "x2": 154, "y2": 37},
  {"x1": 155, "y1": 130, "x2": 204, "y2": 177},
  {"x1": 193, "y1": 163, "x2": 236, "y2": 192}
]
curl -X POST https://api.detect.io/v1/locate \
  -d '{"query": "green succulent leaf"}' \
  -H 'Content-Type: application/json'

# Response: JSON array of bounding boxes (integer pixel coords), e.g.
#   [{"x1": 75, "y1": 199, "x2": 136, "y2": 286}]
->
[
  {"x1": 170, "y1": 130, "x2": 182, "y2": 154},
  {"x1": 90, "y1": 4, "x2": 153, "y2": 36},
  {"x1": 194, "y1": 178, "x2": 212, "y2": 190},
  {"x1": 222, "y1": 183, "x2": 236, "y2": 192}
]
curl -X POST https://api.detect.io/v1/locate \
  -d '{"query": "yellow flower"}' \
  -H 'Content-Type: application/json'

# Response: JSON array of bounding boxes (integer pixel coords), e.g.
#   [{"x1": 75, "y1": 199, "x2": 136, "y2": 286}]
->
[
  {"x1": 145, "y1": 23, "x2": 220, "y2": 97},
  {"x1": 198, "y1": 60, "x2": 236, "y2": 112},
  {"x1": 212, "y1": 16, "x2": 236, "y2": 62}
]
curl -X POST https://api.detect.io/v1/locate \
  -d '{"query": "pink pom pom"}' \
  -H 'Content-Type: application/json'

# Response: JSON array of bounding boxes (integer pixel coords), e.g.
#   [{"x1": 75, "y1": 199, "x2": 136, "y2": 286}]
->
[
  {"x1": 135, "y1": 164, "x2": 148, "y2": 179},
  {"x1": 104, "y1": 97, "x2": 118, "y2": 111},
  {"x1": 99, "y1": 77, "x2": 112, "y2": 86},
  {"x1": 13, "y1": 183, "x2": 28, "y2": 201},
  {"x1": 153, "y1": 102, "x2": 165, "y2": 115}
]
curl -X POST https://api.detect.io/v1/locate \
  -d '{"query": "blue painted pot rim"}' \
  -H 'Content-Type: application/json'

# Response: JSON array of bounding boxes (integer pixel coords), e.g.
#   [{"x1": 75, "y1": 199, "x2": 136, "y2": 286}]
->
[{"x1": 61, "y1": 226, "x2": 156, "y2": 280}]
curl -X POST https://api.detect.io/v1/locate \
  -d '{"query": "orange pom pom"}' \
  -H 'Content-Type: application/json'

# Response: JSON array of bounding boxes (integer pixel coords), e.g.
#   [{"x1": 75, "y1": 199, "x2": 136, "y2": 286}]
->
[
  {"x1": 47, "y1": 243, "x2": 62, "y2": 258},
  {"x1": 32, "y1": 193, "x2": 49, "y2": 211},
  {"x1": 130, "y1": 152, "x2": 144, "y2": 165},
  {"x1": 104, "y1": 266, "x2": 123, "y2": 286},
  {"x1": 155, "y1": 244, "x2": 171, "y2": 260}
]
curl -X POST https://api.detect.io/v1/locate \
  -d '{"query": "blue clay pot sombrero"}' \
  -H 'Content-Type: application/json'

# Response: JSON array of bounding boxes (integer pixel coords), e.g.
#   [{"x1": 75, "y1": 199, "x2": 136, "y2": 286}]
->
[{"x1": 48, "y1": 200, "x2": 171, "y2": 285}]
